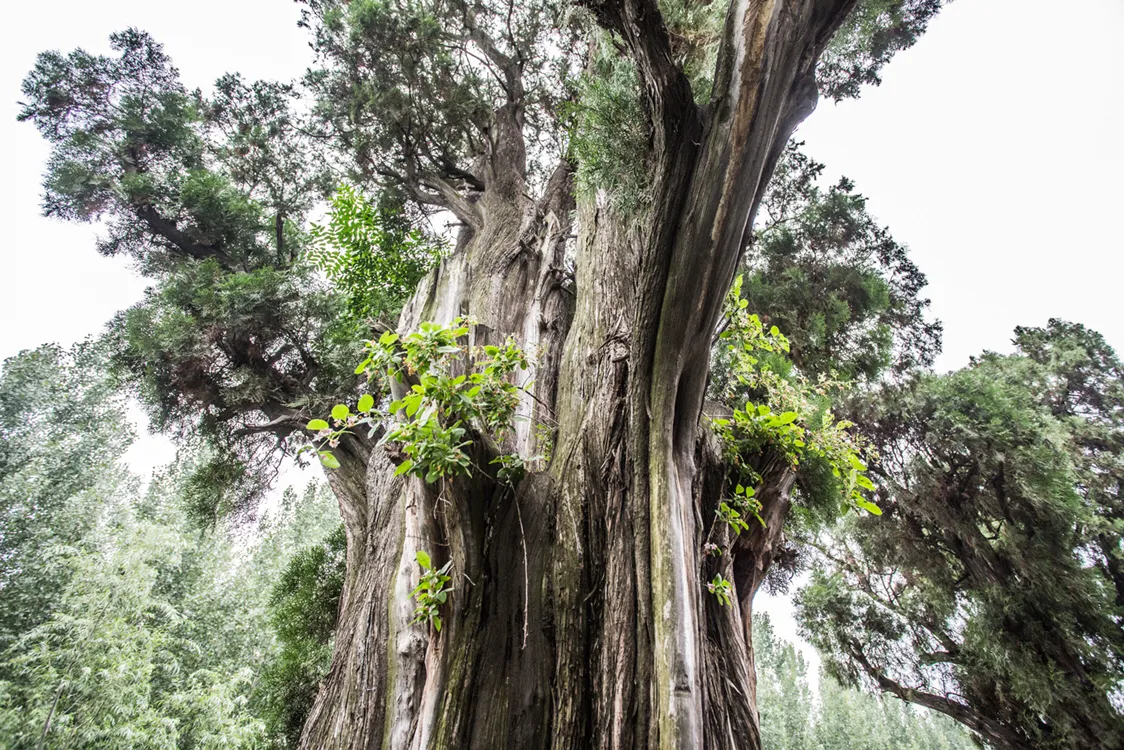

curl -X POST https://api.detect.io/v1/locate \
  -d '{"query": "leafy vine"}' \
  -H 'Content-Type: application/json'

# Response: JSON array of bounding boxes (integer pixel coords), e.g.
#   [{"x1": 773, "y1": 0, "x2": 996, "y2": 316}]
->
[
  {"x1": 305, "y1": 318, "x2": 537, "y2": 630},
  {"x1": 704, "y1": 276, "x2": 881, "y2": 606}
]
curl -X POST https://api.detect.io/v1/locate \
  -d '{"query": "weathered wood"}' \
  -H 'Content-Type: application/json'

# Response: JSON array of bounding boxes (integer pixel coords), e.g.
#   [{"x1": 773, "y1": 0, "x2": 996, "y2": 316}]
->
[{"x1": 299, "y1": 2, "x2": 858, "y2": 747}]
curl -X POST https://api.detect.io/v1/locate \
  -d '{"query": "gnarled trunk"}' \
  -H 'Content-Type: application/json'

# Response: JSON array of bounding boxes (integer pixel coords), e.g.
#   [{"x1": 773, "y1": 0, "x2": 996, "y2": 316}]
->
[{"x1": 301, "y1": 1, "x2": 856, "y2": 747}]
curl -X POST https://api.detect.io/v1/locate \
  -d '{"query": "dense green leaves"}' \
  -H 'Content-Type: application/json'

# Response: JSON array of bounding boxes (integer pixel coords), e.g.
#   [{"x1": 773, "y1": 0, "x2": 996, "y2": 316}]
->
[
  {"x1": 797, "y1": 320, "x2": 1124, "y2": 749},
  {"x1": 257, "y1": 520, "x2": 346, "y2": 749},
  {"x1": 711, "y1": 277, "x2": 877, "y2": 527},
  {"x1": 0, "y1": 462, "x2": 270, "y2": 749},
  {"x1": 303, "y1": 0, "x2": 579, "y2": 202},
  {"x1": 307, "y1": 185, "x2": 444, "y2": 329},
  {"x1": 18, "y1": 30, "x2": 362, "y2": 516},
  {"x1": 315, "y1": 318, "x2": 533, "y2": 485},
  {"x1": 744, "y1": 142, "x2": 941, "y2": 381},
  {"x1": 0, "y1": 343, "x2": 131, "y2": 661}
]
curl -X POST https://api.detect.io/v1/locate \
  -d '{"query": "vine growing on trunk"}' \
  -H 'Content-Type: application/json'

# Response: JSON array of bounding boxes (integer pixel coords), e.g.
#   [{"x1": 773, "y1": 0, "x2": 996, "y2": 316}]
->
[
  {"x1": 306, "y1": 318, "x2": 537, "y2": 629},
  {"x1": 705, "y1": 277, "x2": 881, "y2": 605},
  {"x1": 411, "y1": 550, "x2": 453, "y2": 632},
  {"x1": 307, "y1": 318, "x2": 532, "y2": 481}
]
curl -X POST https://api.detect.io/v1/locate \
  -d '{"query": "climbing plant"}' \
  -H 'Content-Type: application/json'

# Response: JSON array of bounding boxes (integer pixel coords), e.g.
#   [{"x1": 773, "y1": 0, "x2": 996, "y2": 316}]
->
[{"x1": 704, "y1": 277, "x2": 880, "y2": 606}]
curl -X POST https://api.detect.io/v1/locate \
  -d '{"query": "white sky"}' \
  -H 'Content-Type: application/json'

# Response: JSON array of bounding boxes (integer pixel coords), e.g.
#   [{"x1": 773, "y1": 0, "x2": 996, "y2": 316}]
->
[{"x1": 1, "y1": 0, "x2": 1122, "y2": 670}]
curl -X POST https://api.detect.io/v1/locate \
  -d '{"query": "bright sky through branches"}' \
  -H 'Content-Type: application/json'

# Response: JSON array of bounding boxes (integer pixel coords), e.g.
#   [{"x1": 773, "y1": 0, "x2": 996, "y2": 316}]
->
[{"x1": 2, "y1": 0, "x2": 1120, "y2": 369}]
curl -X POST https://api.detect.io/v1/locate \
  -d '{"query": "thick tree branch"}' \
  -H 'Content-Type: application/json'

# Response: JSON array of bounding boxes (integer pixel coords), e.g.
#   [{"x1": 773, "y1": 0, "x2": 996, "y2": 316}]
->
[
  {"x1": 847, "y1": 642, "x2": 1033, "y2": 750},
  {"x1": 462, "y1": 4, "x2": 524, "y2": 101},
  {"x1": 134, "y1": 203, "x2": 232, "y2": 264},
  {"x1": 420, "y1": 172, "x2": 484, "y2": 229}
]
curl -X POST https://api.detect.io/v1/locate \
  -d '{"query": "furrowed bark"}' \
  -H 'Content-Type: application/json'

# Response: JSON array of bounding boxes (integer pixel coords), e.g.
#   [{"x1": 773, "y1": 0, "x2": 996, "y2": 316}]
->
[{"x1": 301, "y1": 2, "x2": 858, "y2": 747}]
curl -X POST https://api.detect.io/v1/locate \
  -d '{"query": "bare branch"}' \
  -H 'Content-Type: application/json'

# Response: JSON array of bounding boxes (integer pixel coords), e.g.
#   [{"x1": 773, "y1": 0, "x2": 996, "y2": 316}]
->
[{"x1": 419, "y1": 172, "x2": 484, "y2": 230}]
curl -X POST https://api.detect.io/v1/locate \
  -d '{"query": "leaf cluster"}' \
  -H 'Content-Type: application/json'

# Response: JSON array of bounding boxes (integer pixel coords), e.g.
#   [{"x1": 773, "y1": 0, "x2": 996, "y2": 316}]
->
[
  {"x1": 411, "y1": 550, "x2": 453, "y2": 632},
  {"x1": 711, "y1": 277, "x2": 880, "y2": 522},
  {"x1": 797, "y1": 320, "x2": 1124, "y2": 749}
]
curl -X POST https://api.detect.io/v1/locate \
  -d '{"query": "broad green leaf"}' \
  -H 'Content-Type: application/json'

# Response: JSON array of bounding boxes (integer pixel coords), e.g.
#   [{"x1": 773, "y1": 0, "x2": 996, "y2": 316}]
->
[
  {"x1": 331, "y1": 404, "x2": 349, "y2": 421},
  {"x1": 416, "y1": 550, "x2": 432, "y2": 569},
  {"x1": 319, "y1": 451, "x2": 341, "y2": 469},
  {"x1": 857, "y1": 498, "x2": 883, "y2": 516},
  {"x1": 307, "y1": 419, "x2": 330, "y2": 431},
  {"x1": 405, "y1": 396, "x2": 422, "y2": 417},
  {"x1": 357, "y1": 394, "x2": 375, "y2": 413},
  {"x1": 394, "y1": 459, "x2": 414, "y2": 477}
]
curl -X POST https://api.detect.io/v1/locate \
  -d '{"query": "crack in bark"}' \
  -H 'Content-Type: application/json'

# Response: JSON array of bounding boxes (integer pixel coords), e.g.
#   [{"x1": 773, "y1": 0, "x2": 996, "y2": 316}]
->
[{"x1": 300, "y1": 2, "x2": 861, "y2": 747}]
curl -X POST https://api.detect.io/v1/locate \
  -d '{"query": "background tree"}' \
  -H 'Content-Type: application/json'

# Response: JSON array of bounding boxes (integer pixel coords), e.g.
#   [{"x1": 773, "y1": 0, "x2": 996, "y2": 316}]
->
[
  {"x1": 796, "y1": 320, "x2": 1124, "y2": 750},
  {"x1": 0, "y1": 343, "x2": 131, "y2": 661},
  {"x1": 0, "y1": 460, "x2": 269, "y2": 749},
  {"x1": 20, "y1": 1, "x2": 955, "y2": 746},
  {"x1": 252, "y1": 488, "x2": 347, "y2": 749},
  {"x1": 753, "y1": 614, "x2": 976, "y2": 750}
]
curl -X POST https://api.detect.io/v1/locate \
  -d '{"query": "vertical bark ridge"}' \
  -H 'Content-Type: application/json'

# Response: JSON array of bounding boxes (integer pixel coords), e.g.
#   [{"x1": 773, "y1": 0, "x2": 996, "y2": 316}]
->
[{"x1": 301, "y1": 1, "x2": 863, "y2": 747}]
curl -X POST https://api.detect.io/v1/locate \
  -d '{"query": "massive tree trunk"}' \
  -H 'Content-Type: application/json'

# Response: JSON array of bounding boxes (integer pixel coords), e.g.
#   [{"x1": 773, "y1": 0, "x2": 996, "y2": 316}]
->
[{"x1": 301, "y1": 1, "x2": 856, "y2": 747}]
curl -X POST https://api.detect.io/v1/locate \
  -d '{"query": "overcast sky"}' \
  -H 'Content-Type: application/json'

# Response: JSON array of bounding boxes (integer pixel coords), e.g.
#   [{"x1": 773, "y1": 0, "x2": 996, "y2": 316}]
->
[{"x1": 2, "y1": 0, "x2": 1122, "y2": 667}]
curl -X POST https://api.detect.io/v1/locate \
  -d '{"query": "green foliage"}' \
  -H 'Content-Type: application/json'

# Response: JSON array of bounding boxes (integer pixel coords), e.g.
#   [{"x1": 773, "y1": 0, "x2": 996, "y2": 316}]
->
[
  {"x1": 18, "y1": 30, "x2": 394, "y2": 518},
  {"x1": 797, "y1": 320, "x2": 1124, "y2": 749},
  {"x1": 257, "y1": 521, "x2": 346, "y2": 749},
  {"x1": 307, "y1": 185, "x2": 444, "y2": 329},
  {"x1": 753, "y1": 613, "x2": 979, "y2": 750},
  {"x1": 657, "y1": 0, "x2": 727, "y2": 101},
  {"x1": 312, "y1": 319, "x2": 532, "y2": 485},
  {"x1": 707, "y1": 574, "x2": 733, "y2": 607},
  {"x1": 0, "y1": 341, "x2": 344, "y2": 749},
  {"x1": 304, "y1": 0, "x2": 580, "y2": 196},
  {"x1": 0, "y1": 343, "x2": 132, "y2": 663},
  {"x1": 711, "y1": 277, "x2": 879, "y2": 525},
  {"x1": 20, "y1": 31, "x2": 328, "y2": 272},
  {"x1": 565, "y1": 36, "x2": 649, "y2": 209},
  {"x1": 716, "y1": 500, "x2": 751, "y2": 535},
  {"x1": 490, "y1": 453, "x2": 537, "y2": 486},
  {"x1": 0, "y1": 462, "x2": 274, "y2": 749},
  {"x1": 746, "y1": 142, "x2": 941, "y2": 381},
  {"x1": 411, "y1": 551, "x2": 453, "y2": 632}
]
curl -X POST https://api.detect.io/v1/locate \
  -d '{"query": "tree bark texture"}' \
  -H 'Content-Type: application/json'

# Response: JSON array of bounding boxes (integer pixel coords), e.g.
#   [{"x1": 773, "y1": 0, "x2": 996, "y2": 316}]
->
[{"x1": 301, "y1": 1, "x2": 856, "y2": 747}]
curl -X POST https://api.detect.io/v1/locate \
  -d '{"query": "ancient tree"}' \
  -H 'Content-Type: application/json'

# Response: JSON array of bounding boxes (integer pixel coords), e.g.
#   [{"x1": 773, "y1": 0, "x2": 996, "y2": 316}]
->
[
  {"x1": 297, "y1": 0, "x2": 939, "y2": 747},
  {"x1": 20, "y1": 1, "x2": 948, "y2": 747}
]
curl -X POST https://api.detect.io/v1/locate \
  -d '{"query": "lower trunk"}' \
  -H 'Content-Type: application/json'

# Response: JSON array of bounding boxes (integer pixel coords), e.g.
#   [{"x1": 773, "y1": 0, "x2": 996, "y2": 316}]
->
[{"x1": 300, "y1": 196, "x2": 800, "y2": 750}]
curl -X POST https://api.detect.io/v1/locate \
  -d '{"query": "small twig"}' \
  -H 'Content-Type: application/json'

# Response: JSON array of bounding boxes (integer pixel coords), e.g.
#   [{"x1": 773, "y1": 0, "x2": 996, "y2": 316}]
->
[{"x1": 514, "y1": 491, "x2": 529, "y2": 650}]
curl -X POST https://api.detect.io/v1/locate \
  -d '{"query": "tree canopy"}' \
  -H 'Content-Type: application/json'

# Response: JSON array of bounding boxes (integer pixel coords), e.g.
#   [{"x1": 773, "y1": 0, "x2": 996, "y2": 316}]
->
[
  {"x1": 797, "y1": 320, "x2": 1124, "y2": 749},
  {"x1": 18, "y1": 31, "x2": 443, "y2": 519}
]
